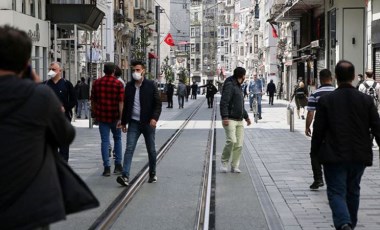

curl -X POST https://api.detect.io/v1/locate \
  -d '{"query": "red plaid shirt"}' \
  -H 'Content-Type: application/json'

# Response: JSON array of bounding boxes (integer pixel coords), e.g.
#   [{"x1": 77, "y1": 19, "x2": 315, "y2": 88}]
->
[{"x1": 91, "y1": 75, "x2": 124, "y2": 123}]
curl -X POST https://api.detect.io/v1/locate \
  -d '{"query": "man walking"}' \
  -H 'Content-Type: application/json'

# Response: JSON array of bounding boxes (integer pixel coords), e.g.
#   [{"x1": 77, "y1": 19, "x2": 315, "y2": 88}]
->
[
  {"x1": 248, "y1": 74, "x2": 263, "y2": 119},
  {"x1": 305, "y1": 69, "x2": 335, "y2": 190},
  {"x1": 77, "y1": 77, "x2": 90, "y2": 119},
  {"x1": 117, "y1": 60, "x2": 162, "y2": 186},
  {"x1": 191, "y1": 81, "x2": 198, "y2": 99},
  {"x1": 166, "y1": 81, "x2": 174, "y2": 108},
  {"x1": 311, "y1": 60, "x2": 380, "y2": 230},
  {"x1": 177, "y1": 79, "x2": 187, "y2": 109},
  {"x1": 266, "y1": 79, "x2": 276, "y2": 105},
  {"x1": 45, "y1": 62, "x2": 77, "y2": 162},
  {"x1": 220, "y1": 67, "x2": 251, "y2": 173},
  {"x1": 91, "y1": 62, "x2": 124, "y2": 176},
  {"x1": 200, "y1": 80, "x2": 218, "y2": 108}
]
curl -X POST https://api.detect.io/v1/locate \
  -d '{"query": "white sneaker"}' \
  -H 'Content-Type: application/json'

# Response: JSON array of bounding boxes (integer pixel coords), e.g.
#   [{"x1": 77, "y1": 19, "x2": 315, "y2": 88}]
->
[
  {"x1": 220, "y1": 162, "x2": 228, "y2": 173},
  {"x1": 231, "y1": 167, "x2": 242, "y2": 173}
]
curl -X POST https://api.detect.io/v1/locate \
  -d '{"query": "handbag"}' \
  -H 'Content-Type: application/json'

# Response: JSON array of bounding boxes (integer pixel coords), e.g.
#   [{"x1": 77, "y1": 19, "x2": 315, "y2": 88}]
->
[{"x1": 52, "y1": 146, "x2": 99, "y2": 214}]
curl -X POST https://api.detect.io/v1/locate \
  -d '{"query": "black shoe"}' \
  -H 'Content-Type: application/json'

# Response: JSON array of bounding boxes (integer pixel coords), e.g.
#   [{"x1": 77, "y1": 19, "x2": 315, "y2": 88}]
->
[
  {"x1": 309, "y1": 181, "x2": 324, "y2": 190},
  {"x1": 102, "y1": 166, "x2": 111, "y2": 177},
  {"x1": 340, "y1": 224, "x2": 352, "y2": 230},
  {"x1": 117, "y1": 175, "x2": 129, "y2": 186},
  {"x1": 148, "y1": 173, "x2": 157, "y2": 183},
  {"x1": 85, "y1": 116, "x2": 88, "y2": 119},
  {"x1": 301, "y1": 115, "x2": 305, "y2": 120},
  {"x1": 77, "y1": 116, "x2": 81, "y2": 119},
  {"x1": 259, "y1": 116, "x2": 262, "y2": 120},
  {"x1": 114, "y1": 164, "x2": 123, "y2": 174}
]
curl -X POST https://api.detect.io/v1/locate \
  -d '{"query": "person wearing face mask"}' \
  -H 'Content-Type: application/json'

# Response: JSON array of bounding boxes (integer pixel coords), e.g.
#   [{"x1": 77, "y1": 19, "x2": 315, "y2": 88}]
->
[
  {"x1": 117, "y1": 60, "x2": 162, "y2": 186},
  {"x1": 219, "y1": 67, "x2": 251, "y2": 173},
  {"x1": 45, "y1": 61, "x2": 77, "y2": 162}
]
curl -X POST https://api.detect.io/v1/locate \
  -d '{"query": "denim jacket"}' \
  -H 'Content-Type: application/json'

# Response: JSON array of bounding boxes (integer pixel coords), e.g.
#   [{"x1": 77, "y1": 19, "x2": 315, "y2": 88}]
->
[{"x1": 248, "y1": 79, "x2": 263, "y2": 94}]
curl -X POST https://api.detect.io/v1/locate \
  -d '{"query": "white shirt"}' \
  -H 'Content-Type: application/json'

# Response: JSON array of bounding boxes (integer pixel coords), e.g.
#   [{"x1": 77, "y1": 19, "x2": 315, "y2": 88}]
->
[
  {"x1": 358, "y1": 79, "x2": 380, "y2": 96},
  {"x1": 131, "y1": 84, "x2": 141, "y2": 121}
]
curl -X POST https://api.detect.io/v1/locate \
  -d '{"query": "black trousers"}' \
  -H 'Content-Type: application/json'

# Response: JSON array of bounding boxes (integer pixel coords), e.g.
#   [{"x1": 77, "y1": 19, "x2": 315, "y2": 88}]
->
[
  {"x1": 206, "y1": 95, "x2": 214, "y2": 108},
  {"x1": 310, "y1": 151, "x2": 323, "y2": 182},
  {"x1": 167, "y1": 94, "x2": 173, "y2": 107},
  {"x1": 269, "y1": 93, "x2": 274, "y2": 105},
  {"x1": 59, "y1": 112, "x2": 71, "y2": 162}
]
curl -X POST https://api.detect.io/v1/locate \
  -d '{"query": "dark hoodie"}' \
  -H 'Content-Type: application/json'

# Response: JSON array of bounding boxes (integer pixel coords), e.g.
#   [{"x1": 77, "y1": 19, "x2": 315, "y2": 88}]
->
[{"x1": 0, "y1": 75, "x2": 76, "y2": 229}]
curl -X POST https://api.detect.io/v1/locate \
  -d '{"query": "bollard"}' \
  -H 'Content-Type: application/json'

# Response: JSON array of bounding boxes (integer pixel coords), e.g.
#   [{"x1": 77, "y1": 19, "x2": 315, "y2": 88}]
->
[
  {"x1": 287, "y1": 104, "x2": 295, "y2": 132},
  {"x1": 89, "y1": 103, "x2": 93, "y2": 129}
]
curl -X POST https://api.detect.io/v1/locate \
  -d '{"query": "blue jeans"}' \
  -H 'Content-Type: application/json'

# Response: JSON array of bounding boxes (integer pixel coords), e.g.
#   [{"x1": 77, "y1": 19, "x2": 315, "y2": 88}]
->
[
  {"x1": 249, "y1": 93, "x2": 262, "y2": 116},
  {"x1": 324, "y1": 163, "x2": 366, "y2": 229},
  {"x1": 99, "y1": 121, "x2": 122, "y2": 167},
  {"x1": 77, "y1": 99, "x2": 88, "y2": 117},
  {"x1": 178, "y1": 95, "x2": 185, "y2": 108},
  {"x1": 122, "y1": 120, "x2": 157, "y2": 177}
]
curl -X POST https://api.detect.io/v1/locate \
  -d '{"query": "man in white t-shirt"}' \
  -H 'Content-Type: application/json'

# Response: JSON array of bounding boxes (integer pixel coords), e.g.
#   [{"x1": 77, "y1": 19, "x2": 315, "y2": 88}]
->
[{"x1": 358, "y1": 70, "x2": 380, "y2": 98}]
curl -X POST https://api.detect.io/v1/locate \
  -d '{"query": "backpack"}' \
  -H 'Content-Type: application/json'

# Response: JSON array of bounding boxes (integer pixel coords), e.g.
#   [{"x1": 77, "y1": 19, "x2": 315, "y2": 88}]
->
[
  {"x1": 295, "y1": 87, "x2": 306, "y2": 99},
  {"x1": 364, "y1": 81, "x2": 378, "y2": 101}
]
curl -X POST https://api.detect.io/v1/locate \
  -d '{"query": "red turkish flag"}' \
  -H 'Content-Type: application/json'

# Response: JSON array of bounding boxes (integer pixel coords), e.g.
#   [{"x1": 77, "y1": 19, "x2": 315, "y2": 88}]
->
[
  {"x1": 270, "y1": 23, "x2": 278, "y2": 38},
  {"x1": 164, "y1": 33, "x2": 175, "y2": 46}
]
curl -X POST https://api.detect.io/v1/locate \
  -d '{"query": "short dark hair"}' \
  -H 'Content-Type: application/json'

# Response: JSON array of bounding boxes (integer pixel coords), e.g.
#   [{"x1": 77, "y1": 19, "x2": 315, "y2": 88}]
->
[
  {"x1": 233, "y1": 67, "x2": 246, "y2": 79},
  {"x1": 0, "y1": 25, "x2": 32, "y2": 73},
  {"x1": 319, "y1": 69, "x2": 332, "y2": 83},
  {"x1": 131, "y1": 60, "x2": 146, "y2": 69},
  {"x1": 114, "y1": 65, "x2": 122, "y2": 77},
  {"x1": 335, "y1": 60, "x2": 355, "y2": 83},
  {"x1": 103, "y1": 62, "x2": 116, "y2": 75},
  {"x1": 81, "y1": 77, "x2": 85, "y2": 82}
]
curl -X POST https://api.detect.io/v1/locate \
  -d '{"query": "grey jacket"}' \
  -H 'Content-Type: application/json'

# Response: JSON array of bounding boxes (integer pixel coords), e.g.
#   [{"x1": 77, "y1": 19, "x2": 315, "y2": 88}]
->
[{"x1": 220, "y1": 76, "x2": 248, "y2": 121}]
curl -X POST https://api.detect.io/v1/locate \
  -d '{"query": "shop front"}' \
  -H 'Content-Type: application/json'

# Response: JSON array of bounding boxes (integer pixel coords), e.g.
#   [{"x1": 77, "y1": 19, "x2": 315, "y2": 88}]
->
[{"x1": 0, "y1": 10, "x2": 49, "y2": 77}]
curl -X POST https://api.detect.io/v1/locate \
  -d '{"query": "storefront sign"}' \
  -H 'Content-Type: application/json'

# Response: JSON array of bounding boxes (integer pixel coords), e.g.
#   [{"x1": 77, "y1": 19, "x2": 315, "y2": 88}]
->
[{"x1": 27, "y1": 23, "x2": 40, "y2": 43}]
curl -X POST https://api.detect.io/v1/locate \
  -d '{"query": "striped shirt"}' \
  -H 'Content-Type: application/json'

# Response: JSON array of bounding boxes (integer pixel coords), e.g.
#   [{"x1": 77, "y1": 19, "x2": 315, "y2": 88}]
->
[{"x1": 307, "y1": 84, "x2": 335, "y2": 111}]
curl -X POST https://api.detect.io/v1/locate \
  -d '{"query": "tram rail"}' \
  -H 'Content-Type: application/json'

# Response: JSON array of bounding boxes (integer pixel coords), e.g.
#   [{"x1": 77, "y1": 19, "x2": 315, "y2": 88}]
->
[{"x1": 89, "y1": 98, "x2": 217, "y2": 230}]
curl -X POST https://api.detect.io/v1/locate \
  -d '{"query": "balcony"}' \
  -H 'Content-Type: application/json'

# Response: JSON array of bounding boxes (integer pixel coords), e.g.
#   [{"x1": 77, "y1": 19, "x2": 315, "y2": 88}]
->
[{"x1": 46, "y1": 0, "x2": 105, "y2": 30}]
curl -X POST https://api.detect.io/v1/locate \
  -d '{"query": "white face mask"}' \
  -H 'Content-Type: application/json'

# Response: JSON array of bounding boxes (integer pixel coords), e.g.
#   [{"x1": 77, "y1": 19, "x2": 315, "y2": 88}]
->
[
  {"x1": 47, "y1": 70, "x2": 57, "y2": 78},
  {"x1": 132, "y1": 72, "x2": 142, "y2": 81}
]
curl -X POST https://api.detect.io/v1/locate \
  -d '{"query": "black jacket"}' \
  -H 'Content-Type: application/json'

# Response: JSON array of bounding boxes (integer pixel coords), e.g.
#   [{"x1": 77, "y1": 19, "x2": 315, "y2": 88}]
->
[
  {"x1": 311, "y1": 84, "x2": 380, "y2": 166},
  {"x1": 267, "y1": 82, "x2": 276, "y2": 94},
  {"x1": 121, "y1": 78, "x2": 162, "y2": 125},
  {"x1": 220, "y1": 76, "x2": 248, "y2": 121},
  {"x1": 45, "y1": 78, "x2": 77, "y2": 120},
  {"x1": 0, "y1": 75, "x2": 77, "y2": 229}
]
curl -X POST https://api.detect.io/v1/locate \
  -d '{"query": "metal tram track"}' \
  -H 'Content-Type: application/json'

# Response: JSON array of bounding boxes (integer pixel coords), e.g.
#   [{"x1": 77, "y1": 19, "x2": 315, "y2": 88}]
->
[{"x1": 89, "y1": 98, "x2": 217, "y2": 230}]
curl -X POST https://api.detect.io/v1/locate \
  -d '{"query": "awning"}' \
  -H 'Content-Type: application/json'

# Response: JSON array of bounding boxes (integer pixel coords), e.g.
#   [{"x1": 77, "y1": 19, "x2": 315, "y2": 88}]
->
[{"x1": 148, "y1": 52, "x2": 158, "y2": 59}]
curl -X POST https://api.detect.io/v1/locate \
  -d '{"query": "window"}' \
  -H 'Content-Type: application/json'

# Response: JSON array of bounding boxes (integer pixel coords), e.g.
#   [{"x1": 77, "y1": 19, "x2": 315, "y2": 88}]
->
[
  {"x1": 12, "y1": 0, "x2": 16, "y2": 10},
  {"x1": 191, "y1": 44, "x2": 195, "y2": 53},
  {"x1": 196, "y1": 58, "x2": 200, "y2": 71},
  {"x1": 221, "y1": 55, "x2": 224, "y2": 61},
  {"x1": 22, "y1": 0, "x2": 26, "y2": 14},
  {"x1": 191, "y1": 28, "x2": 195, "y2": 37},
  {"x1": 38, "y1": 0, "x2": 42, "y2": 19},
  {"x1": 31, "y1": 0, "x2": 35, "y2": 17},
  {"x1": 195, "y1": 43, "x2": 200, "y2": 52},
  {"x1": 240, "y1": 46, "x2": 244, "y2": 56},
  {"x1": 194, "y1": 12, "x2": 198, "y2": 21},
  {"x1": 195, "y1": 28, "x2": 200, "y2": 37},
  {"x1": 254, "y1": 35, "x2": 258, "y2": 53},
  {"x1": 135, "y1": 0, "x2": 140, "y2": 9},
  {"x1": 221, "y1": 41, "x2": 224, "y2": 47}
]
